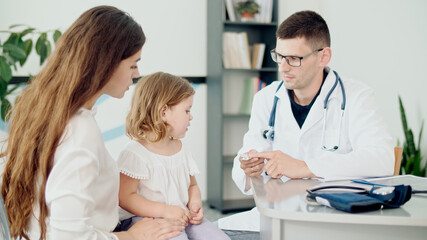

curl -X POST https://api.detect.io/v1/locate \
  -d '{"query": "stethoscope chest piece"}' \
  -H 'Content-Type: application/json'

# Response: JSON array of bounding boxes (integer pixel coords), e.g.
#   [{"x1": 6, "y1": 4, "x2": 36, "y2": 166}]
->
[{"x1": 263, "y1": 127, "x2": 274, "y2": 141}]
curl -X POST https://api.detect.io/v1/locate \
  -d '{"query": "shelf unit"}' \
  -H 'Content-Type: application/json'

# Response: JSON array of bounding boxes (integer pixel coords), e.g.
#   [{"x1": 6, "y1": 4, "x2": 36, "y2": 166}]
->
[{"x1": 206, "y1": 0, "x2": 278, "y2": 213}]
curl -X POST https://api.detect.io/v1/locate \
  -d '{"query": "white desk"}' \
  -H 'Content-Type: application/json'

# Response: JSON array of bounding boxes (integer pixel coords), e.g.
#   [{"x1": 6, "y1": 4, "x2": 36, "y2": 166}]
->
[{"x1": 250, "y1": 175, "x2": 427, "y2": 240}]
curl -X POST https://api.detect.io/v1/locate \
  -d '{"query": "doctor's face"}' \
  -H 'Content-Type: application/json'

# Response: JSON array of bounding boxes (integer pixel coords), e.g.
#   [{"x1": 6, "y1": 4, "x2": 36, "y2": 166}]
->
[{"x1": 275, "y1": 38, "x2": 323, "y2": 93}]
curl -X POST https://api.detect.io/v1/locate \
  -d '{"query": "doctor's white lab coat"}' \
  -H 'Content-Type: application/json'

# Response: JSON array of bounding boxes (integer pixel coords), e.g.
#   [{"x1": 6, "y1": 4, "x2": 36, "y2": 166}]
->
[{"x1": 219, "y1": 68, "x2": 394, "y2": 231}]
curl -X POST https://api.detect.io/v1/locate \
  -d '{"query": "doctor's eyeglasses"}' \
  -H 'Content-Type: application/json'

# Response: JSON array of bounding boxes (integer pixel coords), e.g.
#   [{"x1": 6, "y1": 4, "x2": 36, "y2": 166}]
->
[{"x1": 270, "y1": 48, "x2": 324, "y2": 67}]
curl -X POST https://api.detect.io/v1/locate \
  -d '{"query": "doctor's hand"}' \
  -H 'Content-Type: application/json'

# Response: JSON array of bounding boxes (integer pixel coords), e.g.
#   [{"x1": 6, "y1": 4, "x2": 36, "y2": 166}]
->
[
  {"x1": 239, "y1": 149, "x2": 264, "y2": 177},
  {"x1": 252, "y1": 151, "x2": 316, "y2": 179}
]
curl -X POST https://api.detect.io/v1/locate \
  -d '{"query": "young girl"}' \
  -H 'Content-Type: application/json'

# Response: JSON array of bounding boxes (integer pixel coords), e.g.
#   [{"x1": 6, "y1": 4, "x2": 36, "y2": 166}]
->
[{"x1": 118, "y1": 72, "x2": 230, "y2": 239}]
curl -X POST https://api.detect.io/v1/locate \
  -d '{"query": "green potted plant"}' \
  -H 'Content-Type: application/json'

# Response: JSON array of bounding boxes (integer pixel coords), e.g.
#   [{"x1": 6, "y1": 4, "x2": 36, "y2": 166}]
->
[
  {"x1": 398, "y1": 96, "x2": 426, "y2": 176},
  {"x1": 0, "y1": 25, "x2": 61, "y2": 121},
  {"x1": 236, "y1": 0, "x2": 260, "y2": 21}
]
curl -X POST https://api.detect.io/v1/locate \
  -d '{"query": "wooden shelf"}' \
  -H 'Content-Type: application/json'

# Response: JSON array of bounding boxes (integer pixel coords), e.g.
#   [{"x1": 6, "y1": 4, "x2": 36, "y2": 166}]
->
[
  {"x1": 206, "y1": 0, "x2": 278, "y2": 213},
  {"x1": 224, "y1": 21, "x2": 278, "y2": 27}
]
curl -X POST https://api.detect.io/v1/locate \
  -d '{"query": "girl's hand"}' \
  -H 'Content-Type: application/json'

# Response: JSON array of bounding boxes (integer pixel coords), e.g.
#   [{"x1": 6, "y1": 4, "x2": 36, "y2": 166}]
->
[
  {"x1": 164, "y1": 205, "x2": 191, "y2": 225},
  {"x1": 188, "y1": 202, "x2": 204, "y2": 225}
]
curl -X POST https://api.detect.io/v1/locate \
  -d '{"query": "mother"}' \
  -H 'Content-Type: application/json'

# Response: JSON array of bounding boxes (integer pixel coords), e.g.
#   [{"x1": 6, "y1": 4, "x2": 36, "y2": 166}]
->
[{"x1": 1, "y1": 5, "x2": 183, "y2": 240}]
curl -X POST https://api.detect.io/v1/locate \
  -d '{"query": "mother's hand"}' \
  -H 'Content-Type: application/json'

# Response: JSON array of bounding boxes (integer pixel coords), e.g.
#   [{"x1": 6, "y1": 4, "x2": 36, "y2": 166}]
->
[{"x1": 128, "y1": 217, "x2": 184, "y2": 240}]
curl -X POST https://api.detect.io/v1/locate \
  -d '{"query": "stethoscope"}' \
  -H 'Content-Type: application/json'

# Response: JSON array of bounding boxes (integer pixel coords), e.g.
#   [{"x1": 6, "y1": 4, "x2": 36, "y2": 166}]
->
[{"x1": 263, "y1": 70, "x2": 346, "y2": 151}]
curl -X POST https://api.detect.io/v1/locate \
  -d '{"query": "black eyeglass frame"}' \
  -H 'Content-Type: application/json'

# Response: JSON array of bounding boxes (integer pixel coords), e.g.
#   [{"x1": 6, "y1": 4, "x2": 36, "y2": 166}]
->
[{"x1": 270, "y1": 48, "x2": 324, "y2": 67}]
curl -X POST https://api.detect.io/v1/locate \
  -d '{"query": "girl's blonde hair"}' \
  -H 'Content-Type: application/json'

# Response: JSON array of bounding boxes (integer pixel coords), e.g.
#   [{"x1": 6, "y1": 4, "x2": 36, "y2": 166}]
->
[
  {"x1": 1, "y1": 6, "x2": 145, "y2": 239},
  {"x1": 126, "y1": 72, "x2": 195, "y2": 142}
]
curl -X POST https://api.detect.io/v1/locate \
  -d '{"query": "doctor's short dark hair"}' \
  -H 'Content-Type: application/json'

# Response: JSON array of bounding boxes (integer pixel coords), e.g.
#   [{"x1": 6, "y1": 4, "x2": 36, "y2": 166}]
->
[{"x1": 276, "y1": 10, "x2": 330, "y2": 50}]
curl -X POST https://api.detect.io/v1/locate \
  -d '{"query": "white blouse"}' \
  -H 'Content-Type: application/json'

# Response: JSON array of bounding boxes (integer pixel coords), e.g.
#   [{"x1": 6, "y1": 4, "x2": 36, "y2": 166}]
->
[
  {"x1": 118, "y1": 140, "x2": 200, "y2": 219},
  {"x1": 27, "y1": 108, "x2": 119, "y2": 240}
]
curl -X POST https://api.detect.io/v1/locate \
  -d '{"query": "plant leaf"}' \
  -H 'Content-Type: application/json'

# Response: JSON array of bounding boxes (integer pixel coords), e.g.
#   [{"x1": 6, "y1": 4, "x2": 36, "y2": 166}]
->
[
  {"x1": 3, "y1": 43, "x2": 27, "y2": 60},
  {"x1": 414, "y1": 151, "x2": 421, "y2": 176},
  {"x1": 0, "y1": 56, "x2": 12, "y2": 82},
  {"x1": 4, "y1": 33, "x2": 20, "y2": 46},
  {"x1": 3, "y1": 33, "x2": 25, "y2": 64},
  {"x1": 398, "y1": 95, "x2": 427, "y2": 176},
  {"x1": 53, "y1": 30, "x2": 62, "y2": 43},
  {"x1": 9, "y1": 24, "x2": 26, "y2": 29},
  {"x1": 405, "y1": 155, "x2": 414, "y2": 174},
  {"x1": 0, "y1": 97, "x2": 11, "y2": 121},
  {"x1": 40, "y1": 41, "x2": 51, "y2": 65},
  {"x1": 0, "y1": 78, "x2": 8, "y2": 98},
  {"x1": 36, "y1": 33, "x2": 47, "y2": 55},
  {"x1": 417, "y1": 120, "x2": 424, "y2": 150},
  {"x1": 20, "y1": 27, "x2": 35, "y2": 37},
  {"x1": 36, "y1": 33, "x2": 51, "y2": 65},
  {"x1": 402, "y1": 144, "x2": 408, "y2": 164},
  {"x1": 19, "y1": 39, "x2": 33, "y2": 66},
  {"x1": 399, "y1": 96, "x2": 409, "y2": 133},
  {"x1": 407, "y1": 129, "x2": 416, "y2": 155},
  {"x1": 399, "y1": 96, "x2": 416, "y2": 154}
]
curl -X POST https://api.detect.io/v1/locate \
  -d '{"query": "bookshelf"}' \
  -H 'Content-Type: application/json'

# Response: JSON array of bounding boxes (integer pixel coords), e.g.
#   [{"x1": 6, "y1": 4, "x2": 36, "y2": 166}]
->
[{"x1": 206, "y1": 0, "x2": 278, "y2": 213}]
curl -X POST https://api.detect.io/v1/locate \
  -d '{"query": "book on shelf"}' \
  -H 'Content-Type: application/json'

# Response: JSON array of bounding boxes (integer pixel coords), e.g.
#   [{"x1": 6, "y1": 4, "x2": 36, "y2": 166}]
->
[
  {"x1": 222, "y1": 33, "x2": 231, "y2": 68},
  {"x1": 255, "y1": 0, "x2": 273, "y2": 23},
  {"x1": 224, "y1": 0, "x2": 236, "y2": 21},
  {"x1": 222, "y1": 32, "x2": 235, "y2": 68},
  {"x1": 239, "y1": 77, "x2": 267, "y2": 114},
  {"x1": 222, "y1": 32, "x2": 251, "y2": 69},
  {"x1": 238, "y1": 32, "x2": 251, "y2": 69},
  {"x1": 251, "y1": 43, "x2": 266, "y2": 69}
]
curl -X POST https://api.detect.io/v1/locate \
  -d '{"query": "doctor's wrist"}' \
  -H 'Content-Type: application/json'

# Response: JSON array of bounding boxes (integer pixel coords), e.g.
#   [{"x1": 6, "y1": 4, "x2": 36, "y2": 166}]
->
[{"x1": 298, "y1": 161, "x2": 316, "y2": 178}]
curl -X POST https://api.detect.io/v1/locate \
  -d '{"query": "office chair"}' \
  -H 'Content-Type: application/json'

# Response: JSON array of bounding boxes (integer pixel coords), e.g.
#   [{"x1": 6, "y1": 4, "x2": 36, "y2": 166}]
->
[
  {"x1": 394, "y1": 146, "x2": 403, "y2": 175},
  {"x1": 0, "y1": 195, "x2": 11, "y2": 240}
]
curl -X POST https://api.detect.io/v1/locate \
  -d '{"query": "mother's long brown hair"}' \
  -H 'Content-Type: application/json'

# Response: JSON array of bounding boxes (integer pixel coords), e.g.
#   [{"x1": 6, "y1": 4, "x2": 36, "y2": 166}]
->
[{"x1": 1, "y1": 6, "x2": 145, "y2": 239}]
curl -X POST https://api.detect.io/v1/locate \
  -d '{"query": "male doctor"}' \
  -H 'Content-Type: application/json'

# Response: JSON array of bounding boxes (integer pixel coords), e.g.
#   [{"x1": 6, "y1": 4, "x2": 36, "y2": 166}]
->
[{"x1": 220, "y1": 10, "x2": 394, "y2": 239}]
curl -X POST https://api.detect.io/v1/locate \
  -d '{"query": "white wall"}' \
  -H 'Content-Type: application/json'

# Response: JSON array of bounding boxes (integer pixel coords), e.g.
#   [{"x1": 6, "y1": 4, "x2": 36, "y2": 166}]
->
[{"x1": 0, "y1": 0, "x2": 206, "y2": 76}]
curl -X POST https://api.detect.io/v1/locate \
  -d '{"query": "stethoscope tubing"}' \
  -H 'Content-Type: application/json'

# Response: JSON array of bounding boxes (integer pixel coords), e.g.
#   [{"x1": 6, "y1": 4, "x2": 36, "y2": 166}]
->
[
  {"x1": 323, "y1": 71, "x2": 346, "y2": 110},
  {"x1": 264, "y1": 70, "x2": 346, "y2": 148},
  {"x1": 268, "y1": 81, "x2": 283, "y2": 128}
]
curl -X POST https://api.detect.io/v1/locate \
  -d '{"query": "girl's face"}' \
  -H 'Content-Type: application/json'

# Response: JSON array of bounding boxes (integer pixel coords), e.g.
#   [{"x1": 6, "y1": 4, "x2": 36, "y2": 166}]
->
[
  {"x1": 163, "y1": 95, "x2": 194, "y2": 139},
  {"x1": 102, "y1": 48, "x2": 142, "y2": 98}
]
